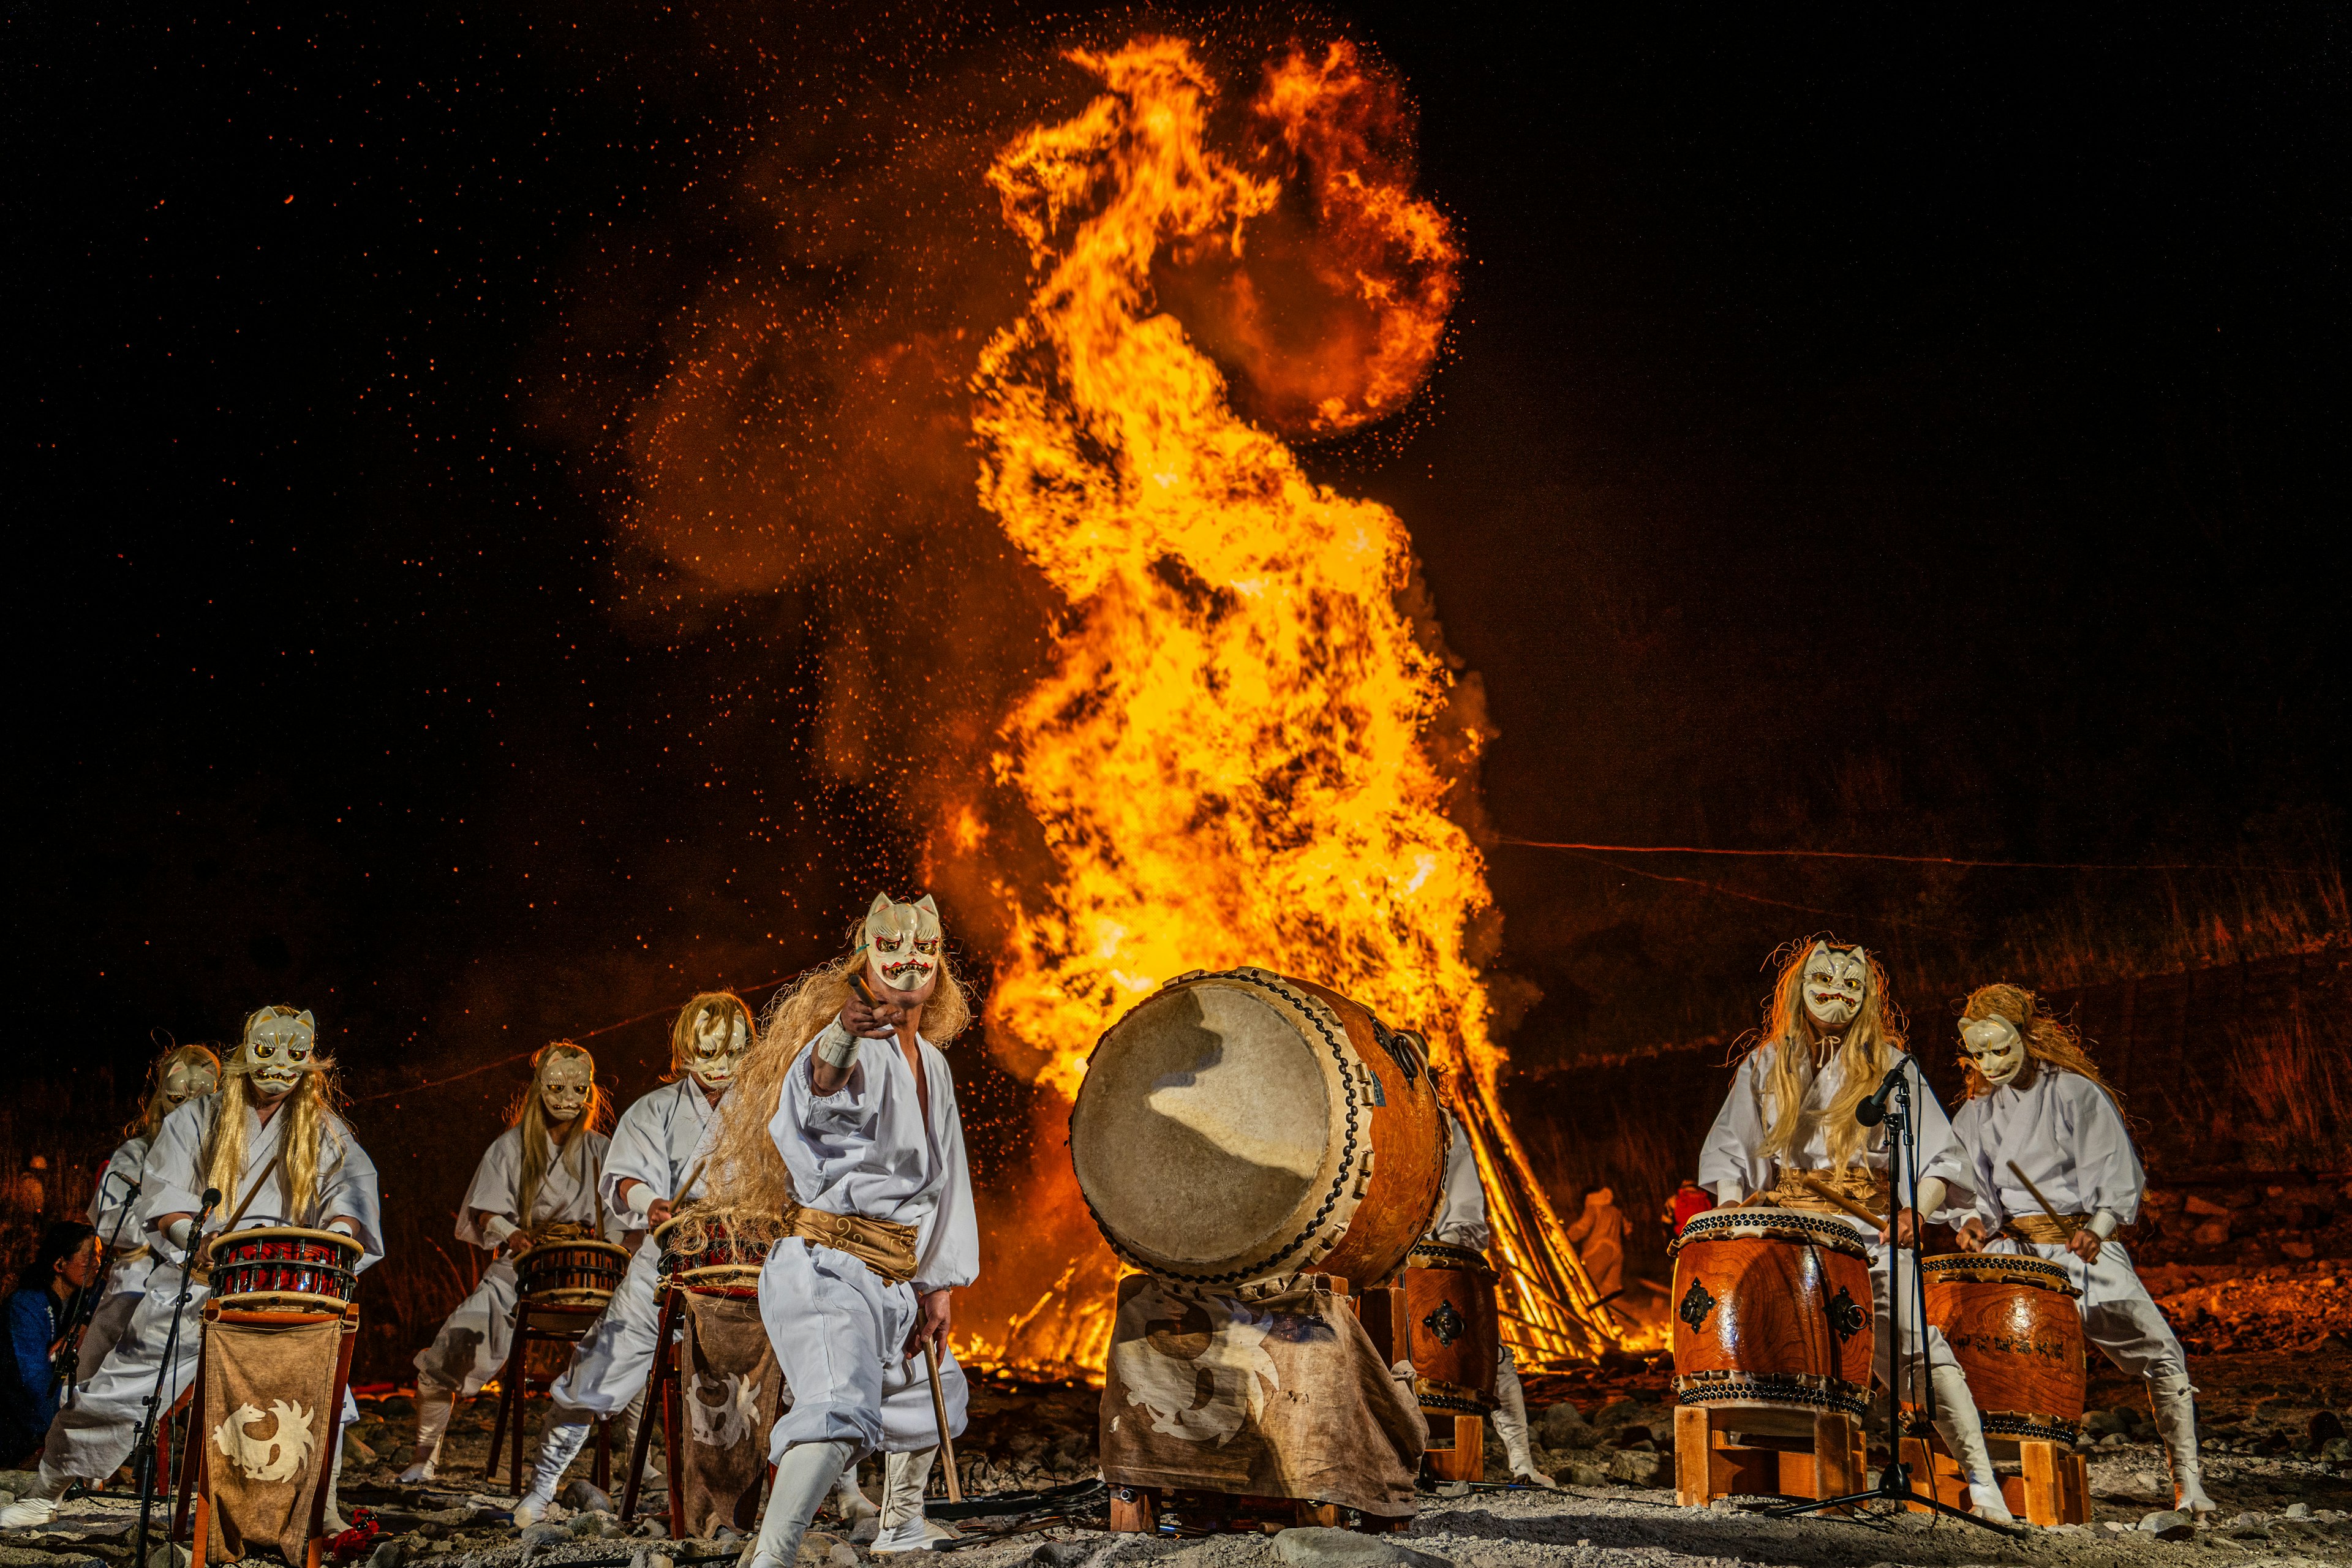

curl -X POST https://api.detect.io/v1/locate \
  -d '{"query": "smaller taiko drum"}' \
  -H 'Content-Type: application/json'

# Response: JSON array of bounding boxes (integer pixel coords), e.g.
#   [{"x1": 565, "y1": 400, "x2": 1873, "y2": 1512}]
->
[
  {"x1": 210, "y1": 1226, "x2": 364, "y2": 1313},
  {"x1": 1403, "y1": 1241, "x2": 1501, "y2": 1416},
  {"x1": 1670, "y1": 1207, "x2": 1875, "y2": 1417},
  {"x1": 652, "y1": 1210, "x2": 774, "y2": 1297},
  {"x1": 516, "y1": 1237, "x2": 630, "y2": 1308},
  {"x1": 1922, "y1": 1253, "x2": 2086, "y2": 1443}
]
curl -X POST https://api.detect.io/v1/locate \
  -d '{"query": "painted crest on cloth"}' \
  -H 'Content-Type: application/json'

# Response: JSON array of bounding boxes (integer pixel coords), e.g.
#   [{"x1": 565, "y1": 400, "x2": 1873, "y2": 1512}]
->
[
  {"x1": 211, "y1": 1399, "x2": 318, "y2": 1484},
  {"x1": 687, "y1": 1370, "x2": 761, "y2": 1450},
  {"x1": 1110, "y1": 1278, "x2": 1280, "y2": 1447}
]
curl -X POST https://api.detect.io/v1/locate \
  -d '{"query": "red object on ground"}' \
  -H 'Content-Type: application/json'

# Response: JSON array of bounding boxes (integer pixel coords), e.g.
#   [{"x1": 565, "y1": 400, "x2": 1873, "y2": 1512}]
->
[
  {"x1": 1668, "y1": 1181, "x2": 1714, "y2": 1238},
  {"x1": 327, "y1": 1507, "x2": 382, "y2": 1563}
]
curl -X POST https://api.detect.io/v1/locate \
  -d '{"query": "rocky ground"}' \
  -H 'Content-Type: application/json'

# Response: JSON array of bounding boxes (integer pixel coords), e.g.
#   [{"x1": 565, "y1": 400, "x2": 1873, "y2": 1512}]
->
[{"x1": 5, "y1": 1276, "x2": 2348, "y2": 1568}]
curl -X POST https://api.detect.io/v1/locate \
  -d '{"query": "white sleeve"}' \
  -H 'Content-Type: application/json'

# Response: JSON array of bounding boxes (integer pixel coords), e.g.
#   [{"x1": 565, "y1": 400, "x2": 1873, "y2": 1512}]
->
[
  {"x1": 2063, "y1": 1074, "x2": 2144, "y2": 1225},
  {"x1": 1428, "y1": 1114, "x2": 1491, "y2": 1250},
  {"x1": 1697, "y1": 1053, "x2": 1774, "y2": 1204},
  {"x1": 912, "y1": 1056, "x2": 979, "y2": 1295},
  {"x1": 1943, "y1": 1099, "x2": 2003, "y2": 1229},
  {"x1": 454, "y1": 1131, "x2": 522, "y2": 1249},
  {"x1": 1904, "y1": 1055, "x2": 1975, "y2": 1212},
  {"x1": 313, "y1": 1118, "x2": 385, "y2": 1270},
  {"x1": 90, "y1": 1139, "x2": 151, "y2": 1240}
]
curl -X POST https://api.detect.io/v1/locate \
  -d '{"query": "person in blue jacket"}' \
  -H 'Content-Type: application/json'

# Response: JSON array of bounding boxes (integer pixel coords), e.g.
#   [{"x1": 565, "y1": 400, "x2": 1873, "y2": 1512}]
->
[{"x1": 1, "y1": 1223, "x2": 99, "y2": 1468}]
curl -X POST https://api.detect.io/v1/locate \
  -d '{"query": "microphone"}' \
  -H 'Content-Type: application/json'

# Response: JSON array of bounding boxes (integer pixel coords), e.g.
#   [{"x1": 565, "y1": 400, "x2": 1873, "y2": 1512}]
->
[
  {"x1": 202, "y1": 1188, "x2": 222, "y2": 1210},
  {"x1": 1853, "y1": 1063, "x2": 1908, "y2": 1127}
]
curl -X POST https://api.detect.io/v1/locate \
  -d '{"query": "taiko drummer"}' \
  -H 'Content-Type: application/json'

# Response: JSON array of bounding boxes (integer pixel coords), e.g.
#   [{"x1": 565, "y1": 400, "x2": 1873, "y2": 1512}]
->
[
  {"x1": 1695, "y1": 940, "x2": 2016, "y2": 1522},
  {"x1": 3, "y1": 1006, "x2": 383, "y2": 1533}
]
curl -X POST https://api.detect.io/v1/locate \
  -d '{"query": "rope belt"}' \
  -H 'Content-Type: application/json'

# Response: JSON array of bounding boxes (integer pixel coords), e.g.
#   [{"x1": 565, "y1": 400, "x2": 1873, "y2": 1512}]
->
[
  {"x1": 1755, "y1": 1166, "x2": 1890, "y2": 1220},
  {"x1": 788, "y1": 1205, "x2": 919, "y2": 1284},
  {"x1": 2005, "y1": 1212, "x2": 2092, "y2": 1245}
]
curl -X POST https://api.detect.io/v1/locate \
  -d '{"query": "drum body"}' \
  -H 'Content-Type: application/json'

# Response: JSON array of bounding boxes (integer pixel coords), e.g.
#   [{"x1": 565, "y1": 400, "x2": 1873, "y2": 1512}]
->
[
  {"x1": 653, "y1": 1211, "x2": 775, "y2": 1298},
  {"x1": 211, "y1": 1226, "x2": 364, "y2": 1313},
  {"x1": 1403, "y1": 1242, "x2": 1499, "y2": 1415},
  {"x1": 1670, "y1": 1207, "x2": 1875, "y2": 1417},
  {"x1": 516, "y1": 1238, "x2": 631, "y2": 1308},
  {"x1": 1069, "y1": 968, "x2": 1447, "y2": 1294},
  {"x1": 1922, "y1": 1253, "x2": 2086, "y2": 1443}
]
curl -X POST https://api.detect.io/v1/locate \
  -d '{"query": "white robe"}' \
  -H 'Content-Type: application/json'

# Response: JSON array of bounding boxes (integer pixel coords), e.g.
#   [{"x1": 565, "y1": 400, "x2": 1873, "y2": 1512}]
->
[
  {"x1": 547, "y1": 1079, "x2": 723, "y2": 1416},
  {"x1": 72, "y1": 1136, "x2": 157, "y2": 1384},
  {"x1": 1950, "y1": 1067, "x2": 2187, "y2": 1380},
  {"x1": 759, "y1": 1032, "x2": 977, "y2": 1460},
  {"x1": 39, "y1": 1092, "x2": 382, "y2": 1483},
  {"x1": 415, "y1": 1125, "x2": 612, "y2": 1397},
  {"x1": 1696, "y1": 1042, "x2": 1975, "y2": 1393}
]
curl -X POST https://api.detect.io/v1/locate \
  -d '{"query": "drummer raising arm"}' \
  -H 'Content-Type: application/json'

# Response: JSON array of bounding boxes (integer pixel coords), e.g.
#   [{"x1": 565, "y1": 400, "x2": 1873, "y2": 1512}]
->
[
  {"x1": 1695, "y1": 941, "x2": 2016, "y2": 1523},
  {"x1": 2, "y1": 1006, "x2": 383, "y2": 1532},
  {"x1": 1427, "y1": 1099, "x2": 1555, "y2": 1487},
  {"x1": 401, "y1": 1042, "x2": 612, "y2": 1483},
  {"x1": 1946, "y1": 984, "x2": 2214, "y2": 1517}
]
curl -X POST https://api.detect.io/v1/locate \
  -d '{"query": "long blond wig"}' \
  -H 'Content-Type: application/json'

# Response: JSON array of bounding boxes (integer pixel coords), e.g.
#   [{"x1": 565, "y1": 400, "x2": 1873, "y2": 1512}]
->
[
  {"x1": 665, "y1": 991, "x2": 755, "y2": 1082},
  {"x1": 1957, "y1": 982, "x2": 2124, "y2": 1111},
  {"x1": 682, "y1": 921, "x2": 974, "y2": 1251},
  {"x1": 129, "y1": 1043, "x2": 225, "y2": 1143},
  {"x1": 1743, "y1": 938, "x2": 1907, "y2": 1170},
  {"x1": 505, "y1": 1041, "x2": 611, "y2": 1227},
  {"x1": 202, "y1": 1006, "x2": 349, "y2": 1223}
]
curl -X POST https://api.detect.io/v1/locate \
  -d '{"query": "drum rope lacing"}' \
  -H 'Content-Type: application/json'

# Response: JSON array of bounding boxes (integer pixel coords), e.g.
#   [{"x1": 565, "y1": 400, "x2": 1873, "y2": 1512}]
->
[{"x1": 1077, "y1": 969, "x2": 1365, "y2": 1289}]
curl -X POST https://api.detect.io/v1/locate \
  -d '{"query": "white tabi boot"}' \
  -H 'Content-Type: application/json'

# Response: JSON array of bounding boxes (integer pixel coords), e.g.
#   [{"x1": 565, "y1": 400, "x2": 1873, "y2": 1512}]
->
[
  {"x1": 2150, "y1": 1370, "x2": 2215, "y2": 1518},
  {"x1": 1929, "y1": 1364, "x2": 2016, "y2": 1524},
  {"x1": 745, "y1": 1439, "x2": 860, "y2": 1568},
  {"x1": 399, "y1": 1389, "x2": 458, "y2": 1485},
  {"x1": 511, "y1": 1414, "x2": 595, "y2": 1527},
  {"x1": 1490, "y1": 1348, "x2": 1557, "y2": 1487},
  {"x1": 871, "y1": 1448, "x2": 956, "y2": 1552},
  {"x1": 835, "y1": 1462, "x2": 881, "y2": 1544},
  {"x1": 0, "y1": 1463, "x2": 67, "y2": 1529}
]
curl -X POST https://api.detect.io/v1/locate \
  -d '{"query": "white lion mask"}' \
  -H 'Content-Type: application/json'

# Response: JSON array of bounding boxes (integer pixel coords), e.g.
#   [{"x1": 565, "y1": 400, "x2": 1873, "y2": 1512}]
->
[
  {"x1": 1800, "y1": 943, "x2": 1868, "y2": 1030},
  {"x1": 863, "y1": 892, "x2": 942, "y2": 994},
  {"x1": 235, "y1": 1008, "x2": 318, "y2": 1097}
]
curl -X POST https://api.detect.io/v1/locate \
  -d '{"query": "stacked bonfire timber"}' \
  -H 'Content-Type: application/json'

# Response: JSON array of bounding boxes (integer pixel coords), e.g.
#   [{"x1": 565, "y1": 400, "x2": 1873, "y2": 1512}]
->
[{"x1": 1450, "y1": 1071, "x2": 1622, "y2": 1365}]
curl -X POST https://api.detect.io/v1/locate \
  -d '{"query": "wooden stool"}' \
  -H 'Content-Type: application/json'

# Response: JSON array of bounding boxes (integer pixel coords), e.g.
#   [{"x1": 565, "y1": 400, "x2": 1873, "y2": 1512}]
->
[
  {"x1": 1901, "y1": 1430, "x2": 2089, "y2": 1526},
  {"x1": 484, "y1": 1298, "x2": 613, "y2": 1494},
  {"x1": 1673, "y1": 1405, "x2": 1865, "y2": 1508}
]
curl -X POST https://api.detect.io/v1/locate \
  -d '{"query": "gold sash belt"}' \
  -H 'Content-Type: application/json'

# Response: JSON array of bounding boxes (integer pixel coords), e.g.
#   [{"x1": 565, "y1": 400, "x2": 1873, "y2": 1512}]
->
[
  {"x1": 787, "y1": 1205, "x2": 919, "y2": 1284},
  {"x1": 2004, "y1": 1212, "x2": 2090, "y2": 1245},
  {"x1": 1756, "y1": 1166, "x2": 1890, "y2": 1220}
]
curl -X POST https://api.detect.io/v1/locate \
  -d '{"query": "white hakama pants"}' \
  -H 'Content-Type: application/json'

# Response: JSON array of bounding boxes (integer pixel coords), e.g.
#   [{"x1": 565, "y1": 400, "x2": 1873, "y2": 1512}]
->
[
  {"x1": 757, "y1": 1238, "x2": 968, "y2": 1461},
  {"x1": 414, "y1": 1258, "x2": 522, "y2": 1398},
  {"x1": 548, "y1": 1237, "x2": 664, "y2": 1415},
  {"x1": 1868, "y1": 1236, "x2": 1962, "y2": 1403},
  {"x1": 1984, "y1": 1236, "x2": 2187, "y2": 1380}
]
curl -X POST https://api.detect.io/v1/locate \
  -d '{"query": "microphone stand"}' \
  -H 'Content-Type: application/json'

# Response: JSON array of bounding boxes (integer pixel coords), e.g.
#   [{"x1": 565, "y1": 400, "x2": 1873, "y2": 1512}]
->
[
  {"x1": 60, "y1": 1170, "x2": 144, "y2": 1406},
  {"x1": 1765, "y1": 1063, "x2": 2016, "y2": 1537},
  {"x1": 134, "y1": 1188, "x2": 216, "y2": 1568}
]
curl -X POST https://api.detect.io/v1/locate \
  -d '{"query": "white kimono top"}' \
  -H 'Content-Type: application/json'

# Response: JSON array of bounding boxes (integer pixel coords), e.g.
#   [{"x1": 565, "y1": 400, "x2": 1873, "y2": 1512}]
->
[
  {"x1": 601, "y1": 1077, "x2": 725, "y2": 1227},
  {"x1": 138, "y1": 1092, "x2": 385, "y2": 1270},
  {"x1": 1427, "y1": 1111, "x2": 1490, "y2": 1250},
  {"x1": 1948, "y1": 1067, "x2": 2142, "y2": 1231},
  {"x1": 89, "y1": 1134, "x2": 157, "y2": 1295},
  {"x1": 1697, "y1": 1042, "x2": 1973, "y2": 1223},
  {"x1": 454, "y1": 1125, "x2": 613, "y2": 1248},
  {"x1": 774, "y1": 1031, "x2": 978, "y2": 1297}
]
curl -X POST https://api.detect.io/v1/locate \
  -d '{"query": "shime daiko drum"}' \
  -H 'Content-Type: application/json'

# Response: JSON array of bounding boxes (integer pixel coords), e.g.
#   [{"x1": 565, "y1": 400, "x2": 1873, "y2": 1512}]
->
[
  {"x1": 516, "y1": 1236, "x2": 631, "y2": 1308},
  {"x1": 1069, "y1": 967, "x2": 1447, "y2": 1294},
  {"x1": 1403, "y1": 1240, "x2": 1501, "y2": 1415},
  {"x1": 1922, "y1": 1253, "x2": 2087, "y2": 1442},
  {"x1": 1670, "y1": 1207, "x2": 1874, "y2": 1416},
  {"x1": 652, "y1": 1210, "x2": 777, "y2": 1298},
  {"x1": 209, "y1": 1226, "x2": 364, "y2": 1313}
]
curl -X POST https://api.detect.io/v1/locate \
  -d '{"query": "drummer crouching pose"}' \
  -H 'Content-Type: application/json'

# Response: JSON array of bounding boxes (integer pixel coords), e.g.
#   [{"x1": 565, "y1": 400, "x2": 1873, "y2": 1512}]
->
[
  {"x1": 1697, "y1": 941, "x2": 2016, "y2": 1523},
  {"x1": 402, "y1": 1041, "x2": 611, "y2": 1483},
  {"x1": 706, "y1": 892, "x2": 978, "y2": 1566},
  {"x1": 74, "y1": 1044, "x2": 223, "y2": 1387},
  {"x1": 510, "y1": 994, "x2": 751, "y2": 1525},
  {"x1": 2, "y1": 1006, "x2": 382, "y2": 1531},
  {"x1": 1428, "y1": 1093, "x2": 1552, "y2": 1487},
  {"x1": 1947, "y1": 984, "x2": 2214, "y2": 1518}
]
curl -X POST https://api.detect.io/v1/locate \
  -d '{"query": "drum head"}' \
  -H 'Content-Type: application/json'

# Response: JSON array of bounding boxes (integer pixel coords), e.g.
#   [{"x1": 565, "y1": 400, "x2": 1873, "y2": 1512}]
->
[{"x1": 1072, "y1": 977, "x2": 1340, "y2": 1275}]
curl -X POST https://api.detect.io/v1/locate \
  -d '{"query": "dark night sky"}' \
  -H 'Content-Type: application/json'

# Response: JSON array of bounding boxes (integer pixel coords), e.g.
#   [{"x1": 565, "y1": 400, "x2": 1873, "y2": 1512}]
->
[{"x1": 12, "y1": 4, "x2": 2343, "y2": 1163}]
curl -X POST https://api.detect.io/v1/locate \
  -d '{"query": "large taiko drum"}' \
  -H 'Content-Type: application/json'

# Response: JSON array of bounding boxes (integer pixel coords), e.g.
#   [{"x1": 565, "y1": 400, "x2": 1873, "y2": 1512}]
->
[
  {"x1": 653, "y1": 1210, "x2": 776, "y2": 1298},
  {"x1": 1922, "y1": 1253, "x2": 2086, "y2": 1443},
  {"x1": 516, "y1": 1237, "x2": 630, "y2": 1307},
  {"x1": 1069, "y1": 967, "x2": 1447, "y2": 1293},
  {"x1": 1670, "y1": 1207, "x2": 1875, "y2": 1417},
  {"x1": 210, "y1": 1226, "x2": 364, "y2": 1313},
  {"x1": 1403, "y1": 1241, "x2": 1500, "y2": 1416}
]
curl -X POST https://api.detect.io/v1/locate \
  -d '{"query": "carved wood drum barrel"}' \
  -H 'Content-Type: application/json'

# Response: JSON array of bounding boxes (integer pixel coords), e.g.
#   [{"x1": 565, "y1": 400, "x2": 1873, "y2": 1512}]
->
[
  {"x1": 516, "y1": 1237, "x2": 631, "y2": 1308},
  {"x1": 1670, "y1": 1207, "x2": 1874, "y2": 1417},
  {"x1": 209, "y1": 1225, "x2": 364, "y2": 1313},
  {"x1": 652, "y1": 1210, "x2": 775, "y2": 1297},
  {"x1": 1403, "y1": 1241, "x2": 1500, "y2": 1417},
  {"x1": 1069, "y1": 967, "x2": 1447, "y2": 1294},
  {"x1": 1921, "y1": 1253, "x2": 2086, "y2": 1443}
]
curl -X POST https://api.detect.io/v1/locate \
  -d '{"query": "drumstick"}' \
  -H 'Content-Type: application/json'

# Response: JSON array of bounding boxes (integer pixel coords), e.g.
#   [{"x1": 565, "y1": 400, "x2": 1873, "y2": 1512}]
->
[
  {"x1": 2007, "y1": 1160, "x2": 2073, "y2": 1231},
  {"x1": 922, "y1": 1343, "x2": 963, "y2": 1505},
  {"x1": 669, "y1": 1160, "x2": 706, "y2": 1211},
  {"x1": 1793, "y1": 1172, "x2": 1888, "y2": 1229}
]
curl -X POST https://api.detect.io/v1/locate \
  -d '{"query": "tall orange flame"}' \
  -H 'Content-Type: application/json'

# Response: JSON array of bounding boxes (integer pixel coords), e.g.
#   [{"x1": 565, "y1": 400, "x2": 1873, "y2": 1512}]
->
[{"x1": 960, "y1": 38, "x2": 1616, "y2": 1370}]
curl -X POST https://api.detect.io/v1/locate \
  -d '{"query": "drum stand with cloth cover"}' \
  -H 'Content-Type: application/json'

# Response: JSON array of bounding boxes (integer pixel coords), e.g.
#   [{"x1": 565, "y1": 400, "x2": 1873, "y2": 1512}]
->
[
  {"x1": 484, "y1": 1232, "x2": 630, "y2": 1494},
  {"x1": 619, "y1": 1211, "x2": 782, "y2": 1540},
  {"x1": 171, "y1": 1227, "x2": 365, "y2": 1568},
  {"x1": 1070, "y1": 968, "x2": 1447, "y2": 1534}
]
